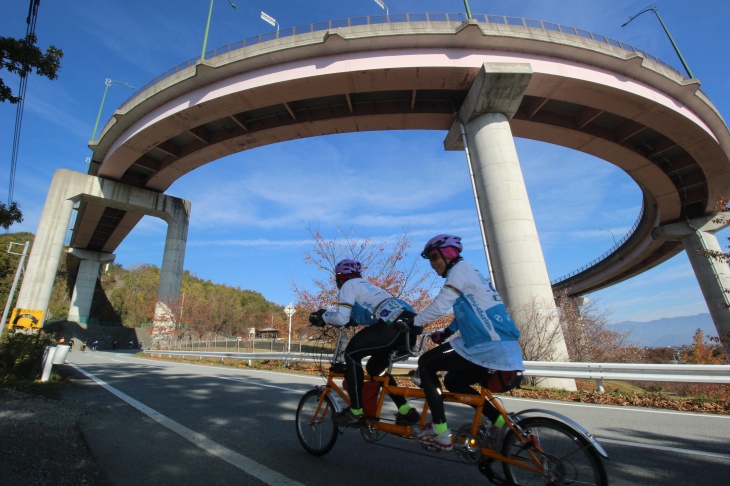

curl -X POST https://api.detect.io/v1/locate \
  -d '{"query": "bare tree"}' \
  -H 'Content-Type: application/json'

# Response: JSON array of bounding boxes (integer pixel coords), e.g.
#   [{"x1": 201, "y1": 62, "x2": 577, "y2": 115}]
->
[
  {"x1": 555, "y1": 292, "x2": 646, "y2": 363},
  {"x1": 291, "y1": 225, "x2": 443, "y2": 339},
  {"x1": 510, "y1": 296, "x2": 566, "y2": 360}
]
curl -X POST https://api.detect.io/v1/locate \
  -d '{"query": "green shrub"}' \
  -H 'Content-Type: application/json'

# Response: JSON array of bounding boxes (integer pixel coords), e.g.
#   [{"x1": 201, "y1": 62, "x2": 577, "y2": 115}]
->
[{"x1": 0, "y1": 331, "x2": 55, "y2": 381}]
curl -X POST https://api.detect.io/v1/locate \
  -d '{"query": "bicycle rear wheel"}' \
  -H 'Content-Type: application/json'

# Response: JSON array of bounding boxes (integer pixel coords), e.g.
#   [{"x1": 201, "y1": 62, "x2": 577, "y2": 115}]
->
[
  {"x1": 501, "y1": 416, "x2": 607, "y2": 485},
  {"x1": 295, "y1": 389, "x2": 339, "y2": 456}
]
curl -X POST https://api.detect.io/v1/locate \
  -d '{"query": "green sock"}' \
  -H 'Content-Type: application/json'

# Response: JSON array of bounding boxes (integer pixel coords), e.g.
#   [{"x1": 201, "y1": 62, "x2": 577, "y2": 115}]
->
[
  {"x1": 434, "y1": 422, "x2": 448, "y2": 435},
  {"x1": 494, "y1": 415, "x2": 505, "y2": 427},
  {"x1": 350, "y1": 408, "x2": 363, "y2": 416},
  {"x1": 398, "y1": 404, "x2": 412, "y2": 415}
]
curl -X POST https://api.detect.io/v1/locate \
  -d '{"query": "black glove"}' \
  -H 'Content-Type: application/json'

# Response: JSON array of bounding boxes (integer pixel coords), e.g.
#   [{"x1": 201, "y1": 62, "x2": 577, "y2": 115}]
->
[
  {"x1": 308, "y1": 309, "x2": 327, "y2": 327},
  {"x1": 430, "y1": 327, "x2": 453, "y2": 344},
  {"x1": 394, "y1": 316, "x2": 422, "y2": 335}
]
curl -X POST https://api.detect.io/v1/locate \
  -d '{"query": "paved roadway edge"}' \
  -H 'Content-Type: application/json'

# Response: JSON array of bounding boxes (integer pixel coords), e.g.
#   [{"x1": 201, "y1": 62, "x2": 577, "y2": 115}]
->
[{"x1": 69, "y1": 363, "x2": 306, "y2": 486}]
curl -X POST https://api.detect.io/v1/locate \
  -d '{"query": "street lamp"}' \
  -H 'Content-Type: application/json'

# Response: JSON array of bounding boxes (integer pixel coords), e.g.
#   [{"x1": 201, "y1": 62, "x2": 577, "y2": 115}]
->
[
  {"x1": 374, "y1": 0, "x2": 388, "y2": 16},
  {"x1": 599, "y1": 228, "x2": 617, "y2": 247},
  {"x1": 260, "y1": 11, "x2": 279, "y2": 32},
  {"x1": 201, "y1": 0, "x2": 237, "y2": 61},
  {"x1": 463, "y1": 0, "x2": 473, "y2": 20},
  {"x1": 90, "y1": 78, "x2": 135, "y2": 142},
  {"x1": 621, "y1": 5, "x2": 694, "y2": 79}
]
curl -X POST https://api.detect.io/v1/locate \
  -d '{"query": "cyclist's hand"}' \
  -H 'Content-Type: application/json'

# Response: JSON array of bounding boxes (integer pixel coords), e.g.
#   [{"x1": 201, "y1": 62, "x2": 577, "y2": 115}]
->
[
  {"x1": 430, "y1": 328, "x2": 452, "y2": 344},
  {"x1": 308, "y1": 309, "x2": 327, "y2": 327},
  {"x1": 430, "y1": 331, "x2": 446, "y2": 344},
  {"x1": 394, "y1": 316, "x2": 422, "y2": 334}
]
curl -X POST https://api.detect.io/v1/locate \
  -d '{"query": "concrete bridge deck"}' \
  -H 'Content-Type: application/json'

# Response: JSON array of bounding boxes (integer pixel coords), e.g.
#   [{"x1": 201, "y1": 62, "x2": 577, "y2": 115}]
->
[{"x1": 79, "y1": 13, "x2": 730, "y2": 297}]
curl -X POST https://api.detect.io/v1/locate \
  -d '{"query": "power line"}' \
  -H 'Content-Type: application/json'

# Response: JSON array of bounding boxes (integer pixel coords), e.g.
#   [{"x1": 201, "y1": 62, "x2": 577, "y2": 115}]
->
[{"x1": 8, "y1": 0, "x2": 41, "y2": 205}]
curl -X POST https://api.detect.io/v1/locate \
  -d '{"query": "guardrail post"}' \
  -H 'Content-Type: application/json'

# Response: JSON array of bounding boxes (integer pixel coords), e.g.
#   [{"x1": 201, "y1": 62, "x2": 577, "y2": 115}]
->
[{"x1": 596, "y1": 378, "x2": 605, "y2": 393}]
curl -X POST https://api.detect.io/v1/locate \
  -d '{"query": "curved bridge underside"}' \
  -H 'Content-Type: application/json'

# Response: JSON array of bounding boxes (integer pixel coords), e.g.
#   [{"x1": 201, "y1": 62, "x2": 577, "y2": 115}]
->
[{"x1": 82, "y1": 18, "x2": 730, "y2": 297}]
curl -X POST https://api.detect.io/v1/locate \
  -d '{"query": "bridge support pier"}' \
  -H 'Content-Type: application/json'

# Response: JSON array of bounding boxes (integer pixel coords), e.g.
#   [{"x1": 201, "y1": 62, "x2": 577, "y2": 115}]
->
[
  {"x1": 67, "y1": 249, "x2": 116, "y2": 326},
  {"x1": 655, "y1": 218, "x2": 730, "y2": 352},
  {"x1": 445, "y1": 63, "x2": 575, "y2": 390},
  {"x1": 16, "y1": 169, "x2": 190, "y2": 337}
]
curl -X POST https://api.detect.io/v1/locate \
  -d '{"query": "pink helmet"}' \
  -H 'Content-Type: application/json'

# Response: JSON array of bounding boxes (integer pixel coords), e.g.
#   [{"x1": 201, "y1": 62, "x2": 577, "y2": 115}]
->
[
  {"x1": 335, "y1": 259, "x2": 363, "y2": 276},
  {"x1": 421, "y1": 234, "x2": 463, "y2": 259}
]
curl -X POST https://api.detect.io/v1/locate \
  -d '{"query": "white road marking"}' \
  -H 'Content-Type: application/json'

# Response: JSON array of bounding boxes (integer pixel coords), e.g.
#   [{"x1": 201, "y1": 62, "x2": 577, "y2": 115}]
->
[
  {"x1": 69, "y1": 364, "x2": 305, "y2": 486},
  {"x1": 598, "y1": 437, "x2": 730, "y2": 459}
]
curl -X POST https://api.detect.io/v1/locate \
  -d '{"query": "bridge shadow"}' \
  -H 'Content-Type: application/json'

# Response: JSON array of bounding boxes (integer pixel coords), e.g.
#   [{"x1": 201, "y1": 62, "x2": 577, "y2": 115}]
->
[
  {"x1": 62, "y1": 359, "x2": 492, "y2": 484},
  {"x1": 598, "y1": 426, "x2": 727, "y2": 485}
]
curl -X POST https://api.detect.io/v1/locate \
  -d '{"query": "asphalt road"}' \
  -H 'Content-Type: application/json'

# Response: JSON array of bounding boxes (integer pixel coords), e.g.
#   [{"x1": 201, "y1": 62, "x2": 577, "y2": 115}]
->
[{"x1": 62, "y1": 350, "x2": 730, "y2": 485}]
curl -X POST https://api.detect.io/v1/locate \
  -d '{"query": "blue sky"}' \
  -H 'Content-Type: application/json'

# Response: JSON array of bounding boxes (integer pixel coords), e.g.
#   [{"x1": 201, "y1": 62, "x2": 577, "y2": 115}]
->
[{"x1": 2, "y1": 1, "x2": 729, "y2": 324}]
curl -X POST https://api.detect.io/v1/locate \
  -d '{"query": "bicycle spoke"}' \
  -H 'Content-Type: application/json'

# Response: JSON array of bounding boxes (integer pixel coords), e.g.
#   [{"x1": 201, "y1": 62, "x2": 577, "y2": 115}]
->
[{"x1": 502, "y1": 417, "x2": 607, "y2": 486}]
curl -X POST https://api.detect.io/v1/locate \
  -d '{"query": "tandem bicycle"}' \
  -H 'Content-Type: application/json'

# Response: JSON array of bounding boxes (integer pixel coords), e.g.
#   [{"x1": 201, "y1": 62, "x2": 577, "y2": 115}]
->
[{"x1": 295, "y1": 325, "x2": 609, "y2": 485}]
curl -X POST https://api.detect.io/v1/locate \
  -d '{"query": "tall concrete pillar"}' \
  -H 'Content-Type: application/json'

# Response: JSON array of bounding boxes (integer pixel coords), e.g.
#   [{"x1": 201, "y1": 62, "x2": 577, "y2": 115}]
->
[
  {"x1": 654, "y1": 218, "x2": 730, "y2": 352},
  {"x1": 67, "y1": 249, "x2": 116, "y2": 326},
  {"x1": 16, "y1": 173, "x2": 76, "y2": 313},
  {"x1": 16, "y1": 169, "x2": 190, "y2": 331},
  {"x1": 152, "y1": 197, "x2": 190, "y2": 346},
  {"x1": 445, "y1": 63, "x2": 575, "y2": 389}
]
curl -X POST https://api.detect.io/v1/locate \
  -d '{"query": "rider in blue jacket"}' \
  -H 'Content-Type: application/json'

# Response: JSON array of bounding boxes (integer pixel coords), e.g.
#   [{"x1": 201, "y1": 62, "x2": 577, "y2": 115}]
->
[{"x1": 410, "y1": 234, "x2": 524, "y2": 451}]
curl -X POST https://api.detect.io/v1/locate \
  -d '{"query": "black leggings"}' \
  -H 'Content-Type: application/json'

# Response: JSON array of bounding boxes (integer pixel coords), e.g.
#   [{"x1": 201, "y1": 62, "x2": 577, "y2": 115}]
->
[
  {"x1": 417, "y1": 343, "x2": 501, "y2": 424},
  {"x1": 344, "y1": 315, "x2": 416, "y2": 411}
]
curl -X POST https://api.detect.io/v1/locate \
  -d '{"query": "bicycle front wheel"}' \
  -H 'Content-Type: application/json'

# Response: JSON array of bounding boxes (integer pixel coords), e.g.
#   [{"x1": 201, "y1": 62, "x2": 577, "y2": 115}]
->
[
  {"x1": 501, "y1": 416, "x2": 608, "y2": 486},
  {"x1": 295, "y1": 389, "x2": 339, "y2": 456}
]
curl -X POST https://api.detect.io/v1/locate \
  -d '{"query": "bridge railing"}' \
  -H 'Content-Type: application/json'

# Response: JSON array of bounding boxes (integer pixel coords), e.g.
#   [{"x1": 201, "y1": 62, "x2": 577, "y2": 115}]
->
[
  {"x1": 118, "y1": 12, "x2": 683, "y2": 111},
  {"x1": 550, "y1": 199, "x2": 645, "y2": 285},
  {"x1": 143, "y1": 349, "x2": 730, "y2": 391}
]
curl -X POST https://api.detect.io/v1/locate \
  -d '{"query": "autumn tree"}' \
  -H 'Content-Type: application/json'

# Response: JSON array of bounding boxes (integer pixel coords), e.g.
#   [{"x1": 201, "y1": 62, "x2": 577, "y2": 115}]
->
[
  {"x1": 291, "y1": 225, "x2": 446, "y2": 341},
  {"x1": 679, "y1": 328, "x2": 728, "y2": 364},
  {"x1": 110, "y1": 264, "x2": 159, "y2": 326},
  {"x1": 149, "y1": 274, "x2": 286, "y2": 349}
]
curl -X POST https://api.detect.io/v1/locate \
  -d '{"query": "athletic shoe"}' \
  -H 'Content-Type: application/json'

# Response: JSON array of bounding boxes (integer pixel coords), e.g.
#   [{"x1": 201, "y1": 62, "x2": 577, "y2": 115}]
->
[
  {"x1": 413, "y1": 423, "x2": 453, "y2": 451},
  {"x1": 395, "y1": 408, "x2": 421, "y2": 425},
  {"x1": 333, "y1": 407, "x2": 366, "y2": 427}
]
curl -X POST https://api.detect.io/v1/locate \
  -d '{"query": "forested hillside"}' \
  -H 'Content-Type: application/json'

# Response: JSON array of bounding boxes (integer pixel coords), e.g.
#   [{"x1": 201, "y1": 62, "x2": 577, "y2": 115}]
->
[{"x1": 0, "y1": 232, "x2": 287, "y2": 336}]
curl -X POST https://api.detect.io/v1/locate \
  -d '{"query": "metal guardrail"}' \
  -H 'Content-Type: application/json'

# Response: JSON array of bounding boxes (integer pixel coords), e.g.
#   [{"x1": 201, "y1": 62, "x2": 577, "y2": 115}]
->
[
  {"x1": 144, "y1": 350, "x2": 730, "y2": 390},
  {"x1": 118, "y1": 12, "x2": 684, "y2": 111}
]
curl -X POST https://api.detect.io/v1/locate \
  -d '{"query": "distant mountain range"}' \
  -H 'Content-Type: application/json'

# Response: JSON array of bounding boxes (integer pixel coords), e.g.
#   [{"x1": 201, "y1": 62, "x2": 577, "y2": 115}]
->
[{"x1": 607, "y1": 313, "x2": 717, "y2": 348}]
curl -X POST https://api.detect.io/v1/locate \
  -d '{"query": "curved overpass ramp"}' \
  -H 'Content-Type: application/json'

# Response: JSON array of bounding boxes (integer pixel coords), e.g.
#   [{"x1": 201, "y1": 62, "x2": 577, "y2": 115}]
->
[
  {"x1": 81, "y1": 14, "x2": 730, "y2": 300},
  {"x1": 82, "y1": 15, "x2": 730, "y2": 295}
]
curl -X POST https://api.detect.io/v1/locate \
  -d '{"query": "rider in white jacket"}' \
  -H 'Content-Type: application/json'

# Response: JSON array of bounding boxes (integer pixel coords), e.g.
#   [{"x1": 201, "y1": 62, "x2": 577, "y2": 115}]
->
[
  {"x1": 410, "y1": 234, "x2": 524, "y2": 451},
  {"x1": 310, "y1": 259, "x2": 420, "y2": 427}
]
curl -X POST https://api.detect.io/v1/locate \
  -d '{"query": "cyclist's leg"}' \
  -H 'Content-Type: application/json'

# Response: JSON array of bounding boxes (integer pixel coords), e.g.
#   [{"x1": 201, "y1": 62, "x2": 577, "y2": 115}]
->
[
  {"x1": 366, "y1": 353, "x2": 409, "y2": 409},
  {"x1": 417, "y1": 343, "x2": 469, "y2": 425},
  {"x1": 443, "y1": 365, "x2": 502, "y2": 424},
  {"x1": 344, "y1": 322, "x2": 399, "y2": 410}
]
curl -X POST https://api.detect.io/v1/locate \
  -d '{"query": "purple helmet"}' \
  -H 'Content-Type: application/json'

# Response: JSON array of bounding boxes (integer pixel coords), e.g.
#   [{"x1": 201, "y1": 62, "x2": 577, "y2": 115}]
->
[
  {"x1": 421, "y1": 234, "x2": 463, "y2": 259},
  {"x1": 335, "y1": 259, "x2": 363, "y2": 276}
]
